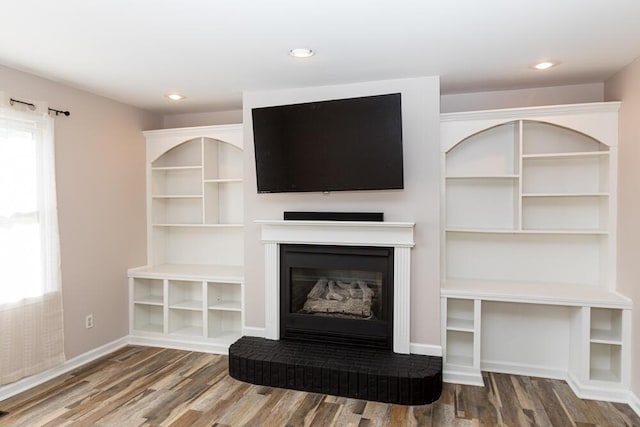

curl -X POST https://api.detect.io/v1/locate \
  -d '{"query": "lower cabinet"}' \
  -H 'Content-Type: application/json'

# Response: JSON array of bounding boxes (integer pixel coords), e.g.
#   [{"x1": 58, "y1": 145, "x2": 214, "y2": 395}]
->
[
  {"x1": 587, "y1": 307, "x2": 628, "y2": 384},
  {"x1": 442, "y1": 298, "x2": 483, "y2": 386},
  {"x1": 441, "y1": 295, "x2": 631, "y2": 400},
  {"x1": 207, "y1": 281, "x2": 242, "y2": 341},
  {"x1": 131, "y1": 278, "x2": 164, "y2": 333},
  {"x1": 130, "y1": 272, "x2": 243, "y2": 353}
]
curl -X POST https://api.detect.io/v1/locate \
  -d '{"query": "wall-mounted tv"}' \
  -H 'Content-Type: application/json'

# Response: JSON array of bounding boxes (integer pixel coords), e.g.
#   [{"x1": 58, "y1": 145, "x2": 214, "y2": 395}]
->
[{"x1": 252, "y1": 93, "x2": 403, "y2": 193}]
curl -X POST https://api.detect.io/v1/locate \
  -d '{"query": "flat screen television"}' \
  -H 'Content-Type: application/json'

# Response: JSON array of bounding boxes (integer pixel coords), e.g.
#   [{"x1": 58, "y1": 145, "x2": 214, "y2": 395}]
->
[{"x1": 252, "y1": 93, "x2": 403, "y2": 193}]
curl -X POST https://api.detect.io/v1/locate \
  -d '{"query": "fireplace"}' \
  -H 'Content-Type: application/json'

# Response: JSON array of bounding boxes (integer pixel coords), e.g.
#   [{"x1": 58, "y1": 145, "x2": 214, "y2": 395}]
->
[
  {"x1": 280, "y1": 244, "x2": 393, "y2": 349},
  {"x1": 228, "y1": 219, "x2": 443, "y2": 405},
  {"x1": 258, "y1": 219, "x2": 414, "y2": 353}
]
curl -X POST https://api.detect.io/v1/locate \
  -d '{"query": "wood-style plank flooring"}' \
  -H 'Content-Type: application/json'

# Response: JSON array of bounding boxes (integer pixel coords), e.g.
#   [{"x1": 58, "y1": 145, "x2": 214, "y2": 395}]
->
[{"x1": 0, "y1": 345, "x2": 638, "y2": 426}]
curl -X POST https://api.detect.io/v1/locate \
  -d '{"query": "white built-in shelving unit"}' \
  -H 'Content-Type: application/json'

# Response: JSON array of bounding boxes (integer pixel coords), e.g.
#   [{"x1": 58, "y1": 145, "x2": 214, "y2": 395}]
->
[
  {"x1": 128, "y1": 125, "x2": 244, "y2": 354},
  {"x1": 441, "y1": 297, "x2": 481, "y2": 377},
  {"x1": 440, "y1": 103, "x2": 632, "y2": 402}
]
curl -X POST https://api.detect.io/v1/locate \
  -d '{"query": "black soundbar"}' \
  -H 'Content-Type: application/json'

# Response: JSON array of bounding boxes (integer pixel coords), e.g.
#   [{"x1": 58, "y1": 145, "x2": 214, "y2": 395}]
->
[{"x1": 283, "y1": 212, "x2": 384, "y2": 222}]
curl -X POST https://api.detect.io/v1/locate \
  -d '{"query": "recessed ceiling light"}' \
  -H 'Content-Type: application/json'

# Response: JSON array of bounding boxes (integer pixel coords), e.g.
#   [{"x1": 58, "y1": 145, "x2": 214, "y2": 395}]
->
[
  {"x1": 533, "y1": 61, "x2": 556, "y2": 70},
  {"x1": 166, "y1": 93, "x2": 186, "y2": 101},
  {"x1": 289, "y1": 48, "x2": 315, "y2": 58}
]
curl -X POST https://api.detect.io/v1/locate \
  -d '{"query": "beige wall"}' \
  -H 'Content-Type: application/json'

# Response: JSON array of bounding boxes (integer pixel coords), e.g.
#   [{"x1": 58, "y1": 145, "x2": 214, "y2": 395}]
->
[
  {"x1": 441, "y1": 83, "x2": 604, "y2": 113},
  {"x1": 163, "y1": 109, "x2": 242, "y2": 128},
  {"x1": 1, "y1": 65, "x2": 161, "y2": 359},
  {"x1": 605, "y1": 56, "x2": 640, "y2": 400},
  {"x1": 242, "y1": 77, "x2": 442, "y2": 346},
  {"x1": 164, "y1": 82, "x2": 606, "y2": 130}
]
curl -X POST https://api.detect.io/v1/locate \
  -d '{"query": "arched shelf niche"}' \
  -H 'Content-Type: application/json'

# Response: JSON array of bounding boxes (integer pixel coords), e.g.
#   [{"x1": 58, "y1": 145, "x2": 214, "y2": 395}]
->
[{"x1": 441, "y1": 104, "x2": 619, "y2": 289}]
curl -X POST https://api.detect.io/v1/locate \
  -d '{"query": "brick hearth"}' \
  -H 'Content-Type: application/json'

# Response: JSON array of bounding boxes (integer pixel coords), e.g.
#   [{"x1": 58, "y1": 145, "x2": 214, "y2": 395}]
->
[{"x1": 229, "y1": 336, "x2": 442, "y2": 405}]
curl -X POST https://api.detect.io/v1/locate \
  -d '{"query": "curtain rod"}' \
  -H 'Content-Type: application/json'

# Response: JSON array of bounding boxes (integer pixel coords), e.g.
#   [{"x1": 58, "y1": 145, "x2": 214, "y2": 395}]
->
[{"x1": 9, "y1": 98, "x2": 70, "y2": 117}]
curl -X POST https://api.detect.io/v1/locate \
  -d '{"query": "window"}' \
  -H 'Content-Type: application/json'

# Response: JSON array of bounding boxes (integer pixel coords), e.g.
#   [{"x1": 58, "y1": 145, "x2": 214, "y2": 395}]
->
[
  {"x1": 0, "y1": 107, "x2": 59, "y2": 304},
  {"x1": 0, "y1": 100, "x2": 65, "y2": 385}
]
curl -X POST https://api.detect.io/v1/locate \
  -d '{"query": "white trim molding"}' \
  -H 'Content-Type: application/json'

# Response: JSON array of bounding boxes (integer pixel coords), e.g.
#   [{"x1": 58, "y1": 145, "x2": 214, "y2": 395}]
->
[
  {"x1": 409, "y1": 343, "x2": 443, "y2": 357},
  {"x1": 440, "y1": 102, "x2": 621, "y2": 123},
  {"x1": 0, "y1": 337, "x2": 129, "y2": 402},
  {"x1": 258, "y1": 220, "x2": 415, "y2": 354},
  {"x1": 393, "y1": 247, "x2": 411, "y2": 354},
  {"x1": 263, "y1": 241, "x2": 280, "y2": 341},
  {"x1": 566, "y1": 371, "x2": 631, "y2": 404},
  {"x1": 257, "y1": 220, "x2": 415, "y2": 247},
  {"x1": 443, "y1": 370, "x2": 485, "y2": 387},
  {"x1": 482, "y1": 360, "x2": 566, "y2": 381},
  {"x1": 242, "y1": 326, "x2": 266, "y2": 338},
  {"x1": 630, "y1": 390, "x2": 640, "y2": 418},
  {"x1": 127, "y1": 335, "x2": 230, "y2": 355},
  {"x1": 144, "y1": 124, "x2": 243, "y2": 162},
  {"x1": 0, "y1": 334, "x2": 235, "y2": 403}
]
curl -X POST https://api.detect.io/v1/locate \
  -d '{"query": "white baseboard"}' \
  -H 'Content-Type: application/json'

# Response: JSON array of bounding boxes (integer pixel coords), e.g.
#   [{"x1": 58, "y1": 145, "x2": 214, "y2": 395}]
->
[
  {"x1": 242, "y1": 326, "x2": 266, "y2": 338},
  {"x1": 566, "y1": 371, "x2": 630, "y2": 404},
  {"x1": 629, "y1": 390, "x2": 640, "y2": 418},
  {"x1": 0, "y1": 334, "x2": 233, "y2": 403},
  {"x1": 0, "y1": 336, "x2": 129, "y2": 402},
  {"x1": 409, "y1": 342, "x2": 442, "y2": 357},
  {"x1": 443, "y1": 370, "x2": 485, "y2": 387},
  {"x1": 481, "y1": 360, "x2": 566, "y2": 381},
  {"x1": 127, "y1": 335, "x2": 229, "y2": 355},
  {"x1": 474, "y1": 361, "x2": 637, "y2": 410}
]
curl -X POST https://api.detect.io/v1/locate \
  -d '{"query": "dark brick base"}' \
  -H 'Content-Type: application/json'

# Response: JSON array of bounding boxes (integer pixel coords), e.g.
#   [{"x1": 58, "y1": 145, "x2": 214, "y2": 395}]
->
[{"x1": 228, "y1": 336, "x2": 442, "y2": 405}]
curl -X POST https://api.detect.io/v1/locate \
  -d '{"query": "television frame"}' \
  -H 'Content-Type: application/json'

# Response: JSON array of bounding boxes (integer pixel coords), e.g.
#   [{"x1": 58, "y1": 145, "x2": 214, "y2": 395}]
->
[{"x1": 251, "y1": 93, "x2": 404, "y2": 194}]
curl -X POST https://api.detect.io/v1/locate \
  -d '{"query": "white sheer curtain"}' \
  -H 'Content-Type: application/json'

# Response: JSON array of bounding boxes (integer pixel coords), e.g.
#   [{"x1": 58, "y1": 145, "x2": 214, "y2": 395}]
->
[{"x1": 0, "y1": 94, "x2": 65, "y2": 385}]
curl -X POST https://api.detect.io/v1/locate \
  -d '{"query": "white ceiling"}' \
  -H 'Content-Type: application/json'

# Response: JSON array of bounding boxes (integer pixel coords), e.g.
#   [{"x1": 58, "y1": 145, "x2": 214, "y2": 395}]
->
[{"x1": 2, "y1": 0, "x2": 640, "y2": 114}]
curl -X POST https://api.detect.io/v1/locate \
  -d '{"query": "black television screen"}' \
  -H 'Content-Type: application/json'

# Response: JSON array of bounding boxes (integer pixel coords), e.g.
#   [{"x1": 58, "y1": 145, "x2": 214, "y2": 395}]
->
[{"x1": 252, "y1": 93, "x2": 403, "y2": 193}]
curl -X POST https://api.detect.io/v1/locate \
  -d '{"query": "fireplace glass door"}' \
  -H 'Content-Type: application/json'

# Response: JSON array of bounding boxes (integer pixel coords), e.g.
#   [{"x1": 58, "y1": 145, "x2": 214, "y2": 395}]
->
[{"x1": 281, "y1": 245, "x2": 393, "y2": 349}]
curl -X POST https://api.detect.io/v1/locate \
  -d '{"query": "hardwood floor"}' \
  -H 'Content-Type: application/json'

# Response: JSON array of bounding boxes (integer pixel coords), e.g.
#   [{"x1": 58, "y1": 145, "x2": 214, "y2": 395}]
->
[{"x1": 0, "y1": 345, "x2": 638, "y2": 426}]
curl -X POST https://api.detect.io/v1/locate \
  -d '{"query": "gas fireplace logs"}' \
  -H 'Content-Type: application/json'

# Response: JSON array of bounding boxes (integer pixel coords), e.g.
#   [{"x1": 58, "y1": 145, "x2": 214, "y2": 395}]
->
[{"x1": 301, "y1": 278, "x2": 374, "y2": 318}]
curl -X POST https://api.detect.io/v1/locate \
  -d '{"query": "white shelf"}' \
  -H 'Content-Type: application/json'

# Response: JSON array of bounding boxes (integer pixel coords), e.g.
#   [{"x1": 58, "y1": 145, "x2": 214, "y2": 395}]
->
[
  {"x1": 151, "y1": 195, "x2": 202, "y2": 199},
  {"x1": 446, "y1": 318, "x2": 474, "y2": 332},
  {"x1": 130, "y1": 264, "x2": 244, "y2": 282},
  {"x1": 590, "y1": 308, "x2": 623, "y2": 344},
  {"x1": 590, "y1": 326, "x2": 623, "y2": 344},
  {"x1": 446, "y1": 298, "x2": 475, "y2": 333},
  {"x1": 522, "y1": 151, "x2": 609, "y2": 160},
  {"x1": 133, "y1": 303, "x2": 164, "y2": 334},
  {"x1": 446, "y1": 175, "x2": 519, "y2": 179},
  {"x1": 204, "y1": 178, "x2": 243, "y2": 183},
  {"x1": 522, "y1": 193, "x2": 608, "y2": 198},
  {"x1": 446, "y1": 328, "x2": 475, "y2": 370},
  {"x1": 132, "y1": 278, "x2": 164, "y2": 319},
  {"x1": 208, "y1": 309, "x2": 241, "y2": 342},
  {"x1": 589, "y1": 341, "x2": 622, "y2": 383},
  {"x1": 589, "y1": 368, "x2": 621, "y2": 383},
  {"x1": 442, "y1": 279, "x2": 631, "y2": 309},
  {"x1": 208, "y1": 301, "x2": 242, "y2": 312},
  {"x1": 590, "y1": 334, "x2": 623, "y2": 345},
  {"x1": 169, "y1": 300, "x2": 203, "y2": 311},
  {"x1": 445, "y1": 228, "x2": 608, "y2": 235},
  {"x1": 151, "y1": 165, "x2": 203, "y2": 171},
  {"x1": 133, "y1": 295, "x2": 164, "y2": 306}
]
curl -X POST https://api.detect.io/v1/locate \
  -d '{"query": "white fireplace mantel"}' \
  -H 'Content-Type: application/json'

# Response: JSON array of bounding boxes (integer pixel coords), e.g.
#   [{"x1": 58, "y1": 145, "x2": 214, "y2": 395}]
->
[{"x1": 257, "y1": 220, "x2": 415, "y2": 354}]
